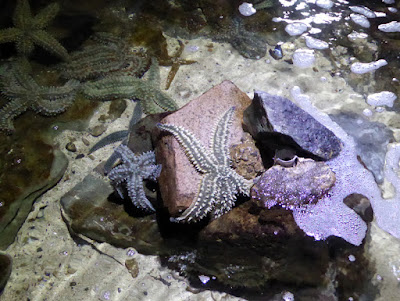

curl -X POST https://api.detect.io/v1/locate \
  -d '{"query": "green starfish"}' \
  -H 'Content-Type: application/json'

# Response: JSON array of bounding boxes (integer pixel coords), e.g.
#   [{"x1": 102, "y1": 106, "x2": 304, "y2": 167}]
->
[
  {"x1": 82, "y1": 58, "x2": 178, "y2": 114},
  {"x1": 0, "y1": 0, "x2": 69, "y2": 60},
  {"x1": 158, "y1": 107, "x2": 253, "y2": 223},
  {"x1": 0, "y1": 61, "x2": 79, "y2": 132}
]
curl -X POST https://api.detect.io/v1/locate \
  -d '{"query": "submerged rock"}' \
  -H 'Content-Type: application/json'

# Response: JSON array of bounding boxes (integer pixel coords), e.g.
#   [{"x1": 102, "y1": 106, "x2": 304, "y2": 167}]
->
[
  {"x1": 60, "y1": 173, "x2": 164, "y2": 254},
  {"x1": 329, "y1": 111, "x2": 394, "y2": 184},
  {"x1": 0, "y1": 252, "x2": 12, "y2": 294},
  {"x1": 244, "y1": 91, "x2": 343, "y2": 161}
]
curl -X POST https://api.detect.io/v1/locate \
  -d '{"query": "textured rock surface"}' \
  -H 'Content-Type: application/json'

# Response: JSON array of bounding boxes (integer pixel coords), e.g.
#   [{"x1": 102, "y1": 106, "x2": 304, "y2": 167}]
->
[
  {"x1": 251, "y1": 158, "x2": 336, "y2": 209},
  {"x1": 155, "y1": 81, "x2": 252, "y2": 215},
  {"x1": 229, "y1": 133, "x2": 265, "y2": 180},
  {"x1": 244, "y1": 91, "x2": 343, "y2": 160}
]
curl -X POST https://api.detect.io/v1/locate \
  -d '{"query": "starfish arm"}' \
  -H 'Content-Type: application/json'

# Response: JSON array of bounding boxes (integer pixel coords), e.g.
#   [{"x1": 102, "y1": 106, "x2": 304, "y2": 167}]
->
[
  {"x1": 172, "y1": 173, "x2": 216, "y2": 223},
  {"x1": 82, "y1": 75, "x2": 137, "y2": 100},
  {"x1": 0, "y1": 28, "x2": 21, "y2": 44},
  {"x1": 32, "y1": 80, "x2": 79, "y2": 115},
  {"x1": 0, "y1": 97, "x2": 29, "y2": 132},
  {"x1": 139, "y1": 88, "x2": 178, "y2": 114},
  {"x1": 211, "y1": 106, "x2": 235, "y2": 165},
  {"x1": 212, "y1": 177, "x2": 237, "y2": 218},
  {"x1": 141, "y1": 164, "x2": 162, "y2": 181},
  {"x1": 231, "y1": 171, "x2": 253, "y2": 196},
  {"x1": 146, "y1": 58, "x2": 160, "y2": 85},
  {"x1": 138, "y1": 151, "x2": 156, "y2": 167},
  {"x1": 157, "y1": 123, "x2": 215, "y2": 172},
  {"x1": 13, "y1": 0, "x2": 32, "y2": 29},
  {"x1": 127, "y1": 174, "x2": 155, "y2": 212},
  {"x1": 15, "y1": 38, "x2": 35, "y2": 56},
  {"x1": 30, "y1": 30, "x2": 69, "y2": 60},
  {"x1": 31, "y1": 2, "x2": 60, "y2": 29},
  {"x1": 165, "y1": 64, "x2": 179, "y2": 90},
  {"x1": 108, "y1": 165, "x2": 131, "y2": 185}
]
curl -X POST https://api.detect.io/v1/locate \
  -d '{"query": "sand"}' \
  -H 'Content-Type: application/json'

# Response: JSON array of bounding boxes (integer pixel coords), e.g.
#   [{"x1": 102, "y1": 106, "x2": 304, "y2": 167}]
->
[{"x1": 2, "y1": 35, "x2": 400, "y2": 300}]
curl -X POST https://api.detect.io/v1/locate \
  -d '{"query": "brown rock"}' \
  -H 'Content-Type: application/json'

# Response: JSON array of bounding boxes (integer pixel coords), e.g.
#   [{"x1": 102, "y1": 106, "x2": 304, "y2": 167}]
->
[
  {"x1": 155, "y1": 81, "x2": 252, "y2": 215},
  {"x1": 197, "y1": 201, "x2": 330, "y2": 287},
  {"x1": 230, "y1": 132, "x2": 265, "y2": 180}
]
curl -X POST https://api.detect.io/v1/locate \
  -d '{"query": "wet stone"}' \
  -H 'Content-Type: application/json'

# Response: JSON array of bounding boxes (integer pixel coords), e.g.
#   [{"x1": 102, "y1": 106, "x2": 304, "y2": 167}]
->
[
  {"x1": 251, "y1": 158, "x2": 336, "y2": 209},
  {"x1": 0, "y1": 252, "x2": 12, "y2": 294},
  {"x1": 244, "y1": 91, "x2": 343, "y2": 161},
  {"x1": 60, "y1": 173, "x2": 165, "y2": 254},
  {"x1": 89, "y1": 124, "x2": 107, "y2": 137},
  {"x1": 66, "y1": 142, "x2": 77, "y2": 152}
]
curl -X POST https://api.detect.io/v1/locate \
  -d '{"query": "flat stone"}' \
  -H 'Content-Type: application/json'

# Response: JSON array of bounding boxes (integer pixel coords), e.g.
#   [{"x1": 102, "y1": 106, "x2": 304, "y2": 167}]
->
[
  {"x1": 155, "y1": 81, "x2": 252, "y2": 215},
  {"x1": 244, "y1": 91, "x2": 343, "y2": 160},
  {"x1": 251, "y1": 158, "x2": 336, "y2": 209},
  {"x1": 60, "y1": 173, "x2": 165, "y2": 254}
]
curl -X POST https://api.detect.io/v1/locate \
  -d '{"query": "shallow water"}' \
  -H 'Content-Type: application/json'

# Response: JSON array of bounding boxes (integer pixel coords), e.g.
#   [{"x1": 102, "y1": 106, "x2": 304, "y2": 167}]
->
[{"x1": 1, "y1": 0, "x2": 400, "y2": 300}]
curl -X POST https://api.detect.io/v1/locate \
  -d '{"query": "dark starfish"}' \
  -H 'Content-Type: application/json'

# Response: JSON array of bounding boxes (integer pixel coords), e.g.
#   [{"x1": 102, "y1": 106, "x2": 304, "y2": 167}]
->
[
  {"x1": 0, "y1": 61, "x2": 80, "y2": 132},
  {"x1": 0, "y1": 0, "x2": 69, "y2": 60},
  {"x1": 159, "y1": 40, "x2": 196, "y2": 90}
]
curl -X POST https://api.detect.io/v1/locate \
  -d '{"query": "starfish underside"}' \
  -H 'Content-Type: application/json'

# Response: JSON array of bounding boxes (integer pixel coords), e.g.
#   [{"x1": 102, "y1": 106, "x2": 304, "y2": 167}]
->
[
  {"x1": 158, "y1": 107, "x2": 253, "y2": 222},
  {"x1": 107, "y1": 144, "x2": 161, "y2": 212},
  {"x1": 0, "y1": 0, "x2": 69, "y2": 59}
]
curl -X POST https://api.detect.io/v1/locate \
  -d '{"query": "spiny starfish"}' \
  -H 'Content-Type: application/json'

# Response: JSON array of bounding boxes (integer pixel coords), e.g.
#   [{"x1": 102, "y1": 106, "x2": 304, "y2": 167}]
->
[
  {"x1": 107, "y1": 144, "x2": 162, "y2": 212},
  {"x1": 59, "y1": 32, "x2": 149, "y2": 80},
  {"x1": 158, "y1": 107, "x2": 253, "y2": 222},
  {"x1": 82, "y1": 58, "x2": 179, "y2": 114},
  {"x1": 0, "y1": 61, "x2": 80, "y2": 132},
  {"x1": 0, "y1": 0, "x2": 68, "y2": 60}
]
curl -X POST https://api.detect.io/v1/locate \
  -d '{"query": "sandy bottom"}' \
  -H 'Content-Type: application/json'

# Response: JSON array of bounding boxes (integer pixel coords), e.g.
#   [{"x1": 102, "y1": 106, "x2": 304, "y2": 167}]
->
[{"x1": 2, "y1": 36, "x2": 400, "y2": 300}]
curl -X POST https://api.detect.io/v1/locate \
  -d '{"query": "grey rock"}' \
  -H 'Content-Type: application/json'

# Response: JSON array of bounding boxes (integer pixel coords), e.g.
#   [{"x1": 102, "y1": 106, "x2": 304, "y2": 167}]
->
[
  {"x1": 329, "y1": 112, "x2": 394, "y2": 184},
  {"x1": 244, "y1": 91, "x2": 343, "y2": 160}
]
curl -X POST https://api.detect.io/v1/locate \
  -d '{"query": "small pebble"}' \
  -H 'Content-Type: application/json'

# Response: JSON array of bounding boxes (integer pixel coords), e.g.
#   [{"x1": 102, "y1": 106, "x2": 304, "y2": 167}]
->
[
  {"x1": 82, "y1": 137, "x2": 90, "y2": 146},
  {"x1": 125, "y1": 258, "x2": 139, "y2": 278},
  {"x1": 66, "y1": 142, "x2": 77, "y2": 152},
  {"x1": 89, "y1": 124, "x2": 107, "y2": 137}
]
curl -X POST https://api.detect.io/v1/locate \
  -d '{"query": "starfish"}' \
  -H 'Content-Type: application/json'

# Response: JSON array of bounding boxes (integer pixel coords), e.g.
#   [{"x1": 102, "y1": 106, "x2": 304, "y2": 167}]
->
[
  {"x1": 107, "y1": 144, "x2": 162, "y2": 212},
  {"x1": 0, "y1": 0, "x2": 68, "y2": 60},
  {"x1": 159, "y1": 40, "x2": 196, "y2": 90},
  {"x1": 59, "y1": 32, "x2": 149, "y2": 80},
  {"x1": 82, "y1": 58, "x2": 179, "y2": 114},
  {"x1": 158, "y1": 107, "x2": 253, "y2": 223},
  {"x1": 0, "y1": 61, "x2": 80, "y2": 132}
]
